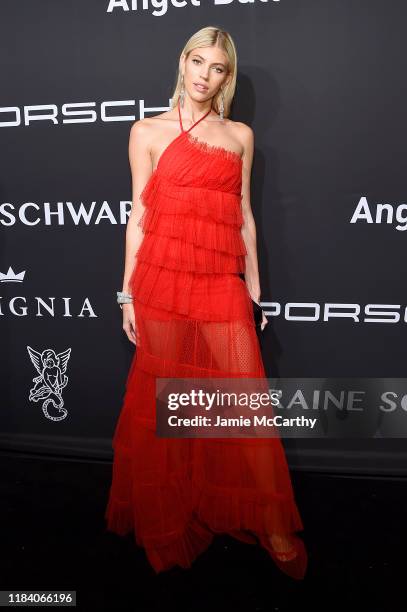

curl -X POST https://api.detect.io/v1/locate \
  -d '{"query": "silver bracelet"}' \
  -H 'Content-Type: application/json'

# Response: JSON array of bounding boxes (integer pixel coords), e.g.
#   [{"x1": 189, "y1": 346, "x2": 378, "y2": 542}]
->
[{"x1": 117, "y1": 291, "x2": 133, "y2": 310}]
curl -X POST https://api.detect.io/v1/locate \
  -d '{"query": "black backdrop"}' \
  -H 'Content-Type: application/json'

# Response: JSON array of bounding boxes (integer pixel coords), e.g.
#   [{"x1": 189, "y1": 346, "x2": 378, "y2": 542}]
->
[{"x1": 1, "y1": 0, "x2": 406, "y2": 474}]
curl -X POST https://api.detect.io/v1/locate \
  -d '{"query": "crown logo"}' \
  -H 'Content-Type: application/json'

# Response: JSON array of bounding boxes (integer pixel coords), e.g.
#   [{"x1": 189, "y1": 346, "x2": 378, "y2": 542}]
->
[{"x1": 0, "y1": 266, "x2": 26, "y2": 283}]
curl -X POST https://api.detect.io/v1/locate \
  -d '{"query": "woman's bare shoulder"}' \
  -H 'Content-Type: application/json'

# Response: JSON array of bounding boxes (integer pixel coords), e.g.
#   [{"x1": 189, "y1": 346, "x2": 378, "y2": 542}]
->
[
  {"x1": 129, "y1": 111, "x2": 179, "y2": 145},
  {"x1": 225, "y1": 119, "x2": 254, "y2": 156},
  {"x1": 131, "y1": 111, "x2": 177, "y2": 132},
  {"x1": 226, "y1": 118, "x2": 254, "y2": 140}
]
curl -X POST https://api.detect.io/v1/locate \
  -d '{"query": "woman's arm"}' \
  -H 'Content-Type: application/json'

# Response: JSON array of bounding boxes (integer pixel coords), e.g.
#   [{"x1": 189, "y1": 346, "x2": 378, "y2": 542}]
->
[
  {"x1": 121, "y1": 120, "x2": 153, "y2": 294},
  {"x1": 121, "y1": 120, "x2": 152, "y2": 346},
  {"x1": 240, "y1": 124, "x2": 261, "y2": 303}
]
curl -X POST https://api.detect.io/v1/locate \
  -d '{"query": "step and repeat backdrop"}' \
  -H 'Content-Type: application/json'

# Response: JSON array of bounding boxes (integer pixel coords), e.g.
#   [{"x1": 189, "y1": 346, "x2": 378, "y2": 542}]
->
[{"x1": 1, "y1": 0, "x2": 406, "y2": 474}]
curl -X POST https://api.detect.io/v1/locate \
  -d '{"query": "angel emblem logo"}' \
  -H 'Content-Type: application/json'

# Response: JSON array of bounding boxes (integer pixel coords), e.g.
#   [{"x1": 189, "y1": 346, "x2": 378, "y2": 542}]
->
[{"x1": 27, "y1": 346, "x2": 71, "y2": 421}]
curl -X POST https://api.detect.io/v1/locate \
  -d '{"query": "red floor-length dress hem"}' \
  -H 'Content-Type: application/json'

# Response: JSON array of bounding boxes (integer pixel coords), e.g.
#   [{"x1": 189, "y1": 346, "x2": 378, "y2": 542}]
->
[{"x1": 104, "y1": 104, "x2": 308, "y2": 580}]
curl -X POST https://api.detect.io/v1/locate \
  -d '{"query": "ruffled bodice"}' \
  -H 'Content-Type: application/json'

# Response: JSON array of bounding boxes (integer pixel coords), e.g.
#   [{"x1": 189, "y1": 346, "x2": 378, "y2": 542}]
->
[
  {"x1": 128, "y1": 107, "x2": 251, "y2": 318},
  {"x1": 135, "y1": 124, "x2": 246, "y2": 275},
  {"x1": 148, "y1": 130, "x2": 243, "y2": 193}
]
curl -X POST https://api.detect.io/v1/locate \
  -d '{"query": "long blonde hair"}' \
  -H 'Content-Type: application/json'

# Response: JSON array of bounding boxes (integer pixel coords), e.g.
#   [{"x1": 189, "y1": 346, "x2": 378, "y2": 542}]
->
[{"x1": 170, "y1": 26, "x2": 238, "y2": 119}]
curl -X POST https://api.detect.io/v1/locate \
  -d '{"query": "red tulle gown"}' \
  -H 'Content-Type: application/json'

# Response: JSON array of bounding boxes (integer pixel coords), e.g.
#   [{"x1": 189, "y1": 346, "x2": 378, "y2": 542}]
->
[{"x1": 105, "y1": 103, "x2": 308, "y2": 580}]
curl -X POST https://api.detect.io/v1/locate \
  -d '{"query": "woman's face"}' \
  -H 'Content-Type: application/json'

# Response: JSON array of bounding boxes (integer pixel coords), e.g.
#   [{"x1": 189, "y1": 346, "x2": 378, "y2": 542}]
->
[{"x1": 180, "y1": 46, "x2": 230, "y2": 102}]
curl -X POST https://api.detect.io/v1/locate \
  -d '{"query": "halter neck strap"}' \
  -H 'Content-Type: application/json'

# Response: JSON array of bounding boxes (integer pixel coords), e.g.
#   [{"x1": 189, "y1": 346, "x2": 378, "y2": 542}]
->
[{"x1": 178, "y1": 103, "x2": 212, "y2": 133}]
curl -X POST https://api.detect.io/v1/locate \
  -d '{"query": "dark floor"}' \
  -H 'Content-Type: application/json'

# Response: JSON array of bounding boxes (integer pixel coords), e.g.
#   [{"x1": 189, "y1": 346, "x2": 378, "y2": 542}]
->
[{"x1": 0, "y1": 451, "x2": 405, "y2": 612}]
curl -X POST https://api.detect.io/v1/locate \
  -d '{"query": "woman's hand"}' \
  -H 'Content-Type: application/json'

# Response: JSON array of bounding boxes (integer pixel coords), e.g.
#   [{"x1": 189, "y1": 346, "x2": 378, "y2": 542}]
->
[
  {"x1": 122, "y1": 303, "x2": 140, "y2": 346},
  {"x1": 247, "y1": 287, "x2": 269, "y2": 333},
  {"x1": 253, "y1": 299, "x2": 268, "y2": 332},
  {"x1": 260, "y1": 309, "x2": 268, "y2": 332}
]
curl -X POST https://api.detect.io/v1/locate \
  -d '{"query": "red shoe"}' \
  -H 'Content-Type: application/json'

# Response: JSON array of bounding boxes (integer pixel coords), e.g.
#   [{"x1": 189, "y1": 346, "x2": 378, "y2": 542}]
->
[{"x1": 259, "y1": 533, "x2": 308, "y2": 580}]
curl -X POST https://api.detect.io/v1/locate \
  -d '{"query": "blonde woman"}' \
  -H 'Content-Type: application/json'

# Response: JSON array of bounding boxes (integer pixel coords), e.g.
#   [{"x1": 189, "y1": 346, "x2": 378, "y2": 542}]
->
[{"x1": 105, "y1": 26, "x2": 307, "y2": 580}]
